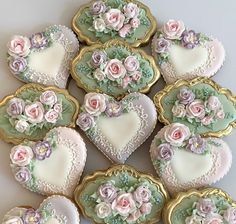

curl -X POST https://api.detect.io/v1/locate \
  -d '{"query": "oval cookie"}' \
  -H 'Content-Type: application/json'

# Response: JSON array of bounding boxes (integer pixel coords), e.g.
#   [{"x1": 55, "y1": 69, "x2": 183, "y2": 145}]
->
[
  {"x1": 2, "y1": 195, "x2": 80, "y2": 224},
  {"x1": 152, "y1": 19, "x2": 225, "y2": 84},
  {"x1": 71, "y1": 40, "x2": 160, "y2": 99},
  {"x1": 72, "y1": 0, "x2": 157, "y2": 47},
  {"x1": 7, "y1": 25, "x2": 79, "y2": 88},
  {"x1": 163, "y1": 188, "x2": 236, "y2": 224},
  {"x1": 10, "y1": 127, "x2": 87, "y2": 197},
  {"x1": 150, "y1": 123, "x2": 232, "y2": 195},
  {"x1": 74, "y1": 164, "x2": 169, "y2": 224},
  {"x1": 153, "y1": 77, "x2": 236, "y2": 137},
  {"x1": 0, "y1": 83, "x2": 79, "y2": 144},
  {"x1": 76, "y1": 92, "x2": 157, "y2": 163}
]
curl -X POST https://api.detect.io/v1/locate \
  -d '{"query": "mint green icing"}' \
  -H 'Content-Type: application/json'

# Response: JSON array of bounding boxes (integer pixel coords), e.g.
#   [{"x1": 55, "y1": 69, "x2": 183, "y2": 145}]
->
[
  {"x1": 75, "y1": 0, "x2": 152, "y2": 44},
  {"x1": 171, "y1": 195, "x2": 233, "y2": 224},
  {"x1": 160, "y1": 83, "x2": 236, "y2": 135},
  {"x1": 0, "y1": 89, "x2": 77, "y2": 142},
  {"x1": 74, "y1": 46, "x2": 155, "y2": 98},
  {"x1": 78, "y1": 171, "x2": 166, "y2": 224}
]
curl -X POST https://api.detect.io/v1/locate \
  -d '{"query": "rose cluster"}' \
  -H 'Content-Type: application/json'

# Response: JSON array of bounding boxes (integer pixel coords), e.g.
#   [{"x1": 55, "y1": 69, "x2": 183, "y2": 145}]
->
[
  {"x1": 90, "y1": 51, "x2": 142, "y2": 88},
  {"x1": 10, "y1": 141, "x2": 52, "y2": 184},
  {"x1": 7, "y1": 33, "x2": 49, "y2": 75},
  {"x1": 6, "y1": 90, "x2": 62, "y2": 134},
  {"x1": 3, "y1": 208, "x2": 42, "y2": 224},
  {"x1": 94, "y1": 182, "x2": 153, "y2": 223},
  {"x1": 185, "y1": 198, "x2": 236, "y2": 224},
  {"x1": 76, "y1": 93, "x2": 124, "y2": 131},
  {"x1": 172, "y1": 88, "x2": 225, "y2": 126},
  {"x1": 153, "y1": 123, "x2": 207, "y2": 163},
  {"x1": 91, "y1": 1, "x2": 140, "y2": 38},
  {"x1": 154, "y1": 19, "x2": 201, "y2": 55}
]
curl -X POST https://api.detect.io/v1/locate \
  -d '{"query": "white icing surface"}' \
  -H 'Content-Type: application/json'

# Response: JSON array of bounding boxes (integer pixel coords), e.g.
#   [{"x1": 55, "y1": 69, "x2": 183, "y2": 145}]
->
[
  {"x1": 169, "y1": 44, "x2": 208, "y2": 75},
  {"x1": 34, "y1": 145, "x2": 73, "y2": 187},
  {"x1": 171, "y1": 149, "x2": 213, "y2": 183},
  {"x1": 28, "y1": 43, "x2": 65, "y2": 77},
  {"x1": 97, "y1": 111, "x2": 141, "y2": 152},
  {"x1": 45, "y1": 218, "x2": 60, "y2": 224}
]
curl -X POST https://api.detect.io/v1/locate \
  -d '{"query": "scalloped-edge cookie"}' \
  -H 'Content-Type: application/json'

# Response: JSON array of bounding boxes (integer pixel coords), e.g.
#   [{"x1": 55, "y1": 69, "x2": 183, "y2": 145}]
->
[
  {"x1": 152, "y1": 19, "x2": 225, "y2": 84},
  {"x1": 163, "y1": 188, "x2": 236, "y2": 224},
  {"x1": 71, "y1": 39, "x2": 160, "y2": 99},
  {"x1": 7, "y1": 25, "x2": 79, "y2": 88},
  {"x1": 1, "y1": 195, "x2": 80, "y2": 224},
  {"x1": 153, "y1": 77, "x2": 236, "y2": 137},
  {"x1": 10, "y1": 127, "x2": 87, "y2": 197},
  {"x1": 76, "y1": 92, "x2": 157, "y2": 163},
  {"x1": 150, "y1": 123, "x2": 232, "y2": 195},
  {"x1": 72, "y1": 0, "x2": 157, "y2": 47},
  {"x1": 0, "y1": 83, "x2": 79, "y2": 144},
  {"x1": 74, "y1": 164, "x2": 169, "y2": 224}
]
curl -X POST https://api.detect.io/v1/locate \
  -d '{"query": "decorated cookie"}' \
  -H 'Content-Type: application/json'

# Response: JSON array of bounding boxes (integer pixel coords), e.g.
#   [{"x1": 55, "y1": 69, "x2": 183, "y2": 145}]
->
[
  {"x1": 76, "y1": 92, "x2": 157, "y2": 163},
  {"x1": 0, "y1": 83, "x2": 79, "y2": 144},
  {"x1": 150, "y1": 123, "x2": 232, "y2": 195},
  {"x1": 152, "y1": 20, "x2": 225, "y2": 84},
  {"x1": 7, "y1": 25, "x2": 79, "y2": 88},
  {"x1": 71, "y1": 40, "x2": 160, "y2": 98},
  {"x1": 2, "y1": 195, "x2": 80, "y2": 224},
  {"x1": 163, "y1": 188, "x2": 236, "y2": 224},
  {"x1": 10, "y1": 127, "x2": 86, "y2": 197},
  {"x1": 72, "y1": 0, "x2": 156, "y2": 47},
  {"x1": 74, "y1": 164, "x2": 169, "y2": 224},
  {"x1": 154, "y1": 77, "x2": 236, "y2": 137}
]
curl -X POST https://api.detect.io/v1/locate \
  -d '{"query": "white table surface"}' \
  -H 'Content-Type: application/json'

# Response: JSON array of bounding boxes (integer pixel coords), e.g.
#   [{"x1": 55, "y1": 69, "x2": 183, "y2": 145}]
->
[{"x1": 0, "y1": 0, "x2": 235, "y2": 223}]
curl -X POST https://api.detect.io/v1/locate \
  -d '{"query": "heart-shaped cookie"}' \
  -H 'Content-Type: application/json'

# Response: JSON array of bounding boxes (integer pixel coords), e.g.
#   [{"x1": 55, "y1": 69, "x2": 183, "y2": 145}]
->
[
  {"x1": 7, "y1": 25, "x2": 79, "y2": 88},
  {"x1": 153, "y1": 77, "x2": 236, "y2": 137},
  {"x1": 0, "y1": 83, "x2": 79, "y2": 144},
  {"x1": 76, "y1": 92, "x2": 157, "y2": 163},
  {"x1": 151, "y1": 20, "x2": 225, "y2": 84},
  {"x1": 150, "y1": 123, "x2": 232, "y2": 195},
  {"x1": 72, "y1": 0, "x2": 157, "y2": 47},
  {"x1": 71, "y1": 39, "x2": 160, "y2": 99},
  {"x1": 163, "y1": 188, "x2": 236, "y2": 224},
  {"x1": 2, "y1": 195, "x2": 80, "y2": 224},
  {"x1": 74, "y1": 164, "x2": 169, "y2": 224},
  {"x1": 10, "y1": 127, "x2": 87, "y2": 197}
]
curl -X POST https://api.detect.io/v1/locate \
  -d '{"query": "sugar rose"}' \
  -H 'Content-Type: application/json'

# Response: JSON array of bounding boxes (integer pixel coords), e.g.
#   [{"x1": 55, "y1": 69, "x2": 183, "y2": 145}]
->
[{"x1": 84, "y1": 93, "x2": 106, "y2": 116}]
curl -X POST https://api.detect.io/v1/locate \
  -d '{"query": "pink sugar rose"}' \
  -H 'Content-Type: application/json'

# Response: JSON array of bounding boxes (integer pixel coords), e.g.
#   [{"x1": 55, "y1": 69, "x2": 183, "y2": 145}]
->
[
  {"x1": 84, "y1": 93, "x2": 106, "y2": 116},
  {"x1": 122, "y1": 76, "x2": 131, "y2": 88},
  {"x1": 162, "y1": 19, "x2": 185, "y2": 40},
  {"x1": 131, "y1": 70, "x2": 142, "y2": 82},
  {"x1": 224, "y1": 207, "x2": 236, "y2": 224},
  {"x1": 10, "y1": 145, "x2": 33, "y2": 166},
  {"x1": 201, "y1": 115, "x2": 214, "y2": 126},
  {"x1": 123, "y1": 3, "x2": 139, "y2": 19},
  {"x1": 40, "y1": 91, "x2": 57, "y2": 106},
  {"x1": 118, "y1": 24, "x2": 132, "y2": 38},
  {"x1": 130, "y1": 18, "x2": 140, "y2": 29},
  {"x1": 105, "y1": 59, "x2": 126, "y2": 81},
  {"x1": 104, "y1": 9, "x2": 125, "y2": 31},
  {"x1": 215, "y1": 110, "x2": 225, "y2": 120},
  {"x1": 196, "y1": 198, "x2": 216, "y2": 217},
  {"x1": 124, "y1": 56, "x2": 140, "y2": 72},
  {"x1": 44, "y1": 109, "x2": 59, "y2": 123},
  {"x1": 204, "y1": 214, "x2": 223, "y2": 224},
  {"x1": 186, "y1": 99, "x2": 205, "y2": 119},
  {"x1": 24, "y1": 102, "x2": 44, "y2": 124},
  {"x1": 126, "y1": 209, "x2": 141, "y2": 223},
  {"x1": 140, "y1": 202, "x2": 152, "y2": 215},
  {"x1": 53, "y1": 103, "x2": 63, "y2": 113}
]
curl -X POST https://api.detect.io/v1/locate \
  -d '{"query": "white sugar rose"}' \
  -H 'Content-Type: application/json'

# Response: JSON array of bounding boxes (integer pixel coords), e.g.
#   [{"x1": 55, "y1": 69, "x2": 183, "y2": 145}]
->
[
  {"x1": 94, "y1": 68, "x2": 106, "y2": 81},
  {"x1": 7, "y1": 98, "x2": 25, "y2": 118},
  {"x1": 95, "y1": 202, "x2": 112, "y2": 219},
  {"x1": 40, "y1": 91, "x2": 57, "y2": 106},
  {"x1": 204, "y1": 214, "x2": 223, "y2": 224},
  {"x1": 93, "y1": 18, "x2": 106, "y2": 32},
  {"x1": 112, "y1": 193, "x2": 136, "y2": 216},
  {"x1": 124, "y1": 56, "x2": 140, "y2": 72},
  {"x1": 185, "y1": 215, "x2": 202, "y2": 224},
  {"x1": 207, "y1": 96, "x2": 222, "y2": 111},
  {"x1": 126, "y1": 210, "x2": 141, "y2": 223},
  {"x1": 164, "y1": 123, "x2": 191, "y2": 147},
  {"x1": 186, "y1": 99, "x2": 205, "y2": 119},
  {"x1": 15, "y1": 120, "x2": 29, "y2": 133},
  {"x1": 84, "y1": 93, "x2": 106, "y2": 116},
  {"x1": 162, "y1": 20, "x2": 185, "y2": 40},
  {"x1": 10, "y1": 145, "x2": 33, "y2": 166},
  {"x1": 3, "y1": 217, "x2": 23, "y2": 224},
  {"x1": 7, "y1": 35, "x2": 31, "y2": 57},
  {"x1": 140, "y1": 202, "x2": 152, "y2": 215},
  {"x1": 24, "y1": 102, "x2": 44, "y2": 123},
  {"x1": 123, "y1": 3, "x2": 139, "y2": 19},
  {"x1": 172, "y1": 104, "x2": 186, "y2": 118},
  {"x1": 105, "y1": 59, "x2": 126, "y2": 80},
  {"x1": 44, "y1": 109, "x2": 59, "y2": 123},
  {"x1": 104, "y1": 9, "x2": 125, "y2": 31},
  {"x1": 133, "y1": 186, "x2": 151, "y2": 204}
]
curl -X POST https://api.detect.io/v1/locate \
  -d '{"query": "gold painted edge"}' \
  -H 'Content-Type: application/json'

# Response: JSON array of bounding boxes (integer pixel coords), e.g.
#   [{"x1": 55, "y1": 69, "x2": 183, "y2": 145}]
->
[
  {"x1": 0, "y1": 83, "x2": 79, "y2": 145},
  {"x1": 71, "y1": 39, "x2": 160, "y2": 99},
  {"x1": 153, "y1": 77, "x2": 236, "y2": 138},
  {"x1": 163, "y1": 188, "x2": 236, "y2": 224},
  {"x1": 71, "y1": 0, "x2": 157, "y2": 47},
  {"x1": 74, "y1": 164, "x2": 169, "y2": 224}
]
